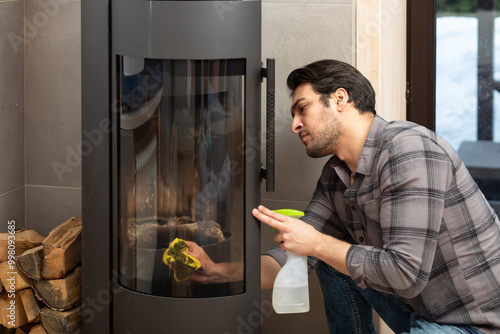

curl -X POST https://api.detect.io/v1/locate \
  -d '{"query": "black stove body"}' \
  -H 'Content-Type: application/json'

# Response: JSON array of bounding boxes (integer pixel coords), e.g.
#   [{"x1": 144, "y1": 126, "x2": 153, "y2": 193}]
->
[{"x1": 82, "y1": 1, "x2": 274, "y2": 332}]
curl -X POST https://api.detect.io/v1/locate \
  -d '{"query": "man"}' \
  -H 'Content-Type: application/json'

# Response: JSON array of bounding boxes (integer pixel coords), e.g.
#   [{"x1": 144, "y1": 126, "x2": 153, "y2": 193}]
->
[{"x1": 253, "y1": 59, "x2": 500, "y2": 333}]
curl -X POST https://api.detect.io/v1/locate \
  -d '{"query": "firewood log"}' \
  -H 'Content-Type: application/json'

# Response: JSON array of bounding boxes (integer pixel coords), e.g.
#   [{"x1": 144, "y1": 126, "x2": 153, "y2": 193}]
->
[
  {"x1": 0, "y1": 326, "x2": 26, "y2": 334},
  {"x1": 32, "y1": 267, "x2": 81, "y2": 311},
  {"x1": 0, "y1": 230, "x2": 45, "y2": 263},
  {"x1": 17, "y1": 246, "x2": 43, "y2": 281},
  {"x1": 28, "y1": 324, "x2": 47, "y2": 334},
  {"x1": 0, "y1": 262, "x2": 32, "y2": 291},
  {"x1": 39, "y1": 305, "x2": 81, "y2": 334},
  {"x1": 128, "y1": 217, "x2": 225, "y2": 248},
  {"x1": 0, "y1": 291, "x2": 29, "y2": 328},
  {"x1": 0, "y1": 324, "x2": 15, "y2": 333},
  {"x1": 42, "y1": 217, "x2": 82, "y2": 280},
  {"x1": 19, "y1": 289, "x2": 44, "y2": 323}
]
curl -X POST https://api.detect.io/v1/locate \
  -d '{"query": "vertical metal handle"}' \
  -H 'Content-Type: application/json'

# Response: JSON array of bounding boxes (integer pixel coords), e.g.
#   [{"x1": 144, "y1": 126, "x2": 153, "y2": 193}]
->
[{"x1": 261, "y1": 58, "x2": 275, "y2": 192}]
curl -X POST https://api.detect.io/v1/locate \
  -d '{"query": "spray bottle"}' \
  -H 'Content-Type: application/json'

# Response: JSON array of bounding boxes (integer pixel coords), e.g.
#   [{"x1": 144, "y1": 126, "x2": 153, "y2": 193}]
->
[{"x1": 271, "y1": 209, "x2": 310, "y2": 314}]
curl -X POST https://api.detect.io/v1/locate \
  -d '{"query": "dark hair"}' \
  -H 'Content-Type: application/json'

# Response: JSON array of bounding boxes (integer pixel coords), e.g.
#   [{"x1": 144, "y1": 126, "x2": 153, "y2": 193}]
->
[{"x1": 287, "y1": 59, "x2": 376, "y2": 114}]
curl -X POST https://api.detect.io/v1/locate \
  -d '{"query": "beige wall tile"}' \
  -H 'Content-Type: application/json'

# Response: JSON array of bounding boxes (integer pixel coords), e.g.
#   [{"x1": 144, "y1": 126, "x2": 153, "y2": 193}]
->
[
  {"x1": 25, "y1": 0, "x2": 81, "y2": 187},
  {"x1": 25, "y1": 185, "x2": 81, "y2": 236},
  {"x1": 261, "y1": 3, "x2": 354, "y2": 204},
  {"x1": 0, "y1": 0, "x2": 24, "y2": 195},
  {"x1": 0, "y1": 187, "x2": 25, "y2": 232}
]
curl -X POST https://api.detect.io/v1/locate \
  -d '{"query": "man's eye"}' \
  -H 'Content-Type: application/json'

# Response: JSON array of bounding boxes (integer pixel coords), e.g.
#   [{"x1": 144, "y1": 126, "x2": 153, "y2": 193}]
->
[{"x1": 299, "y1": 105, "x2": 306, "y2": 112}]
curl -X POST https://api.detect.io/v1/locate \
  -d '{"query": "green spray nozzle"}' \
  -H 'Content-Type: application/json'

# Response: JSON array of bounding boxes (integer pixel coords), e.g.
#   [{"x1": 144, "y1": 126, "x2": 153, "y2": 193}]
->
[
  {"x1": 271, "y1": 209, "x2": 305, "y2": 230},
  {"x1": 273, "y1": 209, "x2": 305, "y2": 218}
]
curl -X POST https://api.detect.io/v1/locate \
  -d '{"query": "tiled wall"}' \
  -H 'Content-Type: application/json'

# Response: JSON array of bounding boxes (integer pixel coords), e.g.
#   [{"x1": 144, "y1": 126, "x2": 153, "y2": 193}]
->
[
  {"x1": 1, "y1": 0, "x2": 82, "y2": 236},
  {"x1": 0, "y1": 0, "x2": 25, "y2": 232},
  {"x1": 260, "y1": 1, "x2": 355, "y2": 333},
  {"x1": 24, "y1": 0, "x2": 82, "y2": 236},
  {"x1": 3, "y1": 0, "x2": 355, "y2": 331},
  {"x1": 260, "y1": 0, "x2": 354, "y2": 207}
]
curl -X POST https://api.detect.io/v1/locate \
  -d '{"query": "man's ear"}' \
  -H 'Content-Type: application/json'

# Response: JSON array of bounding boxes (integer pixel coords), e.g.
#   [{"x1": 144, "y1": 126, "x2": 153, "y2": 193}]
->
[{"x1": 334, "y1": 88, "x2": 349, "y2": 109}]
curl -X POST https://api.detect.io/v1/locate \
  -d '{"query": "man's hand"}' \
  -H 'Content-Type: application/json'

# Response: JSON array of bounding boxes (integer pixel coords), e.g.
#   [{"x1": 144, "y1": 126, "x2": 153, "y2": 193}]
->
[
  {"x1": 183, "y1": 240, "x2": 282, "y2": 288},
  {"x1": 253, "y1": 205, "x2": 352, "y2": 276},
  {"x1": 183, "y1": 240, "x2": 243, "y2": 284},
  {"x1": 252, "y1": 205, "x2": 322, "y2": 257}
]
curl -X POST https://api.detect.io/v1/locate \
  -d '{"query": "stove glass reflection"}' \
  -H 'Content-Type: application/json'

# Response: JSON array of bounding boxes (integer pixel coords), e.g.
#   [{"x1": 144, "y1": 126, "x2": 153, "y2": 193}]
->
[{"x1": 118, "y1": 58, "x2": 245, "y2": 297}]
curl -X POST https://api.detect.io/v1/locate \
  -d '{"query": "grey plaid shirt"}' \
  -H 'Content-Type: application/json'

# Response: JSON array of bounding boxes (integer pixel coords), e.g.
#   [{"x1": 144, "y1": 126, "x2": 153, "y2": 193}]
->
[{"x1": 266, "y1": 116, "x2": 500, "y2": 332}]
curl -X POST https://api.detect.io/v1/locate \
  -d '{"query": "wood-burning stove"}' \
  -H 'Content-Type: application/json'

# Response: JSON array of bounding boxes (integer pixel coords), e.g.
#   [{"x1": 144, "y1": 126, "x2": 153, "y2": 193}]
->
[{"x1": 82, "y1": 1, "x2": 274, "y2": 332}]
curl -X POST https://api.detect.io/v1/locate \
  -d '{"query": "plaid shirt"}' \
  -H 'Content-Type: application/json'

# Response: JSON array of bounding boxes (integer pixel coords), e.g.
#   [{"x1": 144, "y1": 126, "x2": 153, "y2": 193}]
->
[{"x1": 266, "y1": 116, "x2": 500, "y2": 332}]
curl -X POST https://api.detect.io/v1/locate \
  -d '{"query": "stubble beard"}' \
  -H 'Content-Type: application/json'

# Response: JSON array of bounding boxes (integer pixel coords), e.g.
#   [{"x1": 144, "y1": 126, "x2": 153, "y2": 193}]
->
[{"x1": 305, "y1": 108, "x2": 343, "y2": 158}]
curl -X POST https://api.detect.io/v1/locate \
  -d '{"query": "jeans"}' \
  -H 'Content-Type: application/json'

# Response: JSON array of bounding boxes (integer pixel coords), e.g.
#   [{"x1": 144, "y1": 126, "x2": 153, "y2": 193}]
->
[{"x1": 315, "y1": 260, "x2": 483, "y2": 334}]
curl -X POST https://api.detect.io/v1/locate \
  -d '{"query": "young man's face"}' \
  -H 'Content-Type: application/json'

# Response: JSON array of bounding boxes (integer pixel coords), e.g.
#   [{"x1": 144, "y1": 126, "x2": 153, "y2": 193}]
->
[{"x1": 290, "y1": 83, "x2": 344, "y2": 158}]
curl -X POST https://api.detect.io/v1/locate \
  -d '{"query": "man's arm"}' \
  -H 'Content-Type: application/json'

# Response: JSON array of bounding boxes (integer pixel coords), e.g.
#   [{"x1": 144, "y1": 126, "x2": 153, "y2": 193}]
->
[
  {"x1": 261, "y1": 255, "x2": 281, "y2": 290},
  {"x1": 253, "y1": 206, "x2": 351, "y2": 277},
  {"x1": 185, "y1": 241, "x2": 283, "y2": 287},
  {"x1": 312, "y1": 233, "x2": 351, "y2": 275},
  {"x1": 184, "y1": 241, "x2": 244, "y2": 284}
]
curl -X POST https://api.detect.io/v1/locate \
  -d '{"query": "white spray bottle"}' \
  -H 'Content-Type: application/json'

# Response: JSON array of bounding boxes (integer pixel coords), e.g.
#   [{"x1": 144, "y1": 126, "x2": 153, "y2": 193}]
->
[{"x1": 271, "y1": 209, "x2": 310, "y2": 314}]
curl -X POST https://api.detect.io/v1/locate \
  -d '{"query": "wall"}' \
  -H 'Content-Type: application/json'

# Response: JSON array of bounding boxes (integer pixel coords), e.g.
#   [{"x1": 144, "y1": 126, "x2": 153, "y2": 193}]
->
[
  {"x1": 0, "y1": 0, "x2": 25, "y2": 232},
  {"x1": 0, "y1": 0, "x2": 82, "y2": 236},
  {"x1": 357, "y1": 0, "x2": 407, "y2": 121},
  {"x1": 1, "y1": 0, "x2": 81, "y2": 235},
  {"x1": 24, "y1": 0, "x2": 81, "y2": 237}
]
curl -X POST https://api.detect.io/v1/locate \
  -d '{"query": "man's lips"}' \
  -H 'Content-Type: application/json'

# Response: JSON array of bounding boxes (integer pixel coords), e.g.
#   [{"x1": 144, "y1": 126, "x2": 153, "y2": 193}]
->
[{"x1": 299, "y1": 131, "x2": 309, "y2": 143}]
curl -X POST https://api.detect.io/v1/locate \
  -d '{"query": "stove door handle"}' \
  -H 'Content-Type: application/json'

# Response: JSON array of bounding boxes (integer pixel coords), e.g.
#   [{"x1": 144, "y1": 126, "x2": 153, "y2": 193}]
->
[{"x1": 261, "y1": 58, "x2": 275, "y2": 192}]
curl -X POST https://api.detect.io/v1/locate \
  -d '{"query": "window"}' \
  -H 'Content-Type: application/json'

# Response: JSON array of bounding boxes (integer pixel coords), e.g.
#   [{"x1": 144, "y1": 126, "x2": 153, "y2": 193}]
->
[{"x1": 407, "y1": 0, "x2": 500, "y2": 213}]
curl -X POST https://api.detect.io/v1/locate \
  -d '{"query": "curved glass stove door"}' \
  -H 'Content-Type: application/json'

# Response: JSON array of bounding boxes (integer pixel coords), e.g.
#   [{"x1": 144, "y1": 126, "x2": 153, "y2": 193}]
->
[{"x1": 118, "y1": 57, "x2": 245, "y2": 297}]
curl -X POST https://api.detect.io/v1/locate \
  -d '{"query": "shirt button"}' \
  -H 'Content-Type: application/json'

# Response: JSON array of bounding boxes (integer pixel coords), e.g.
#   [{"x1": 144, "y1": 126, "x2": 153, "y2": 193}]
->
[
  {"x1": 351, "y1": 205, "x2": 356, "y2": 211},
  {"x1": 359, "y1": 237, "x2": 365, "y2": 243}
]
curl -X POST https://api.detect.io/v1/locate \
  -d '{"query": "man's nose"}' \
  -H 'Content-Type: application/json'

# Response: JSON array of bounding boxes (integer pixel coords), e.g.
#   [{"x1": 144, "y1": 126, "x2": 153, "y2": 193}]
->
[{"x1": 291, "y1": 117, "x2": 302, "y2": 134}]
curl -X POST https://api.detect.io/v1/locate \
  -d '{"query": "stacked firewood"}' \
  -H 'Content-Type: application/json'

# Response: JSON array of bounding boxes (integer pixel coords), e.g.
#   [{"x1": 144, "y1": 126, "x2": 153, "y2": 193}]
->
[{"x1": 0, "y1": 217, "x2": 82, "y2": 334}]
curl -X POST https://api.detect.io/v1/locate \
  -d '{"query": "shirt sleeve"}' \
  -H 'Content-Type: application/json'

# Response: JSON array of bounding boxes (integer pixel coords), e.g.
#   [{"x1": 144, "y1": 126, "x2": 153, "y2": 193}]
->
[
  {"x1": 346, "y1": 134, "x2": 453, "y2": 299},
  {"x1": 263, "y1": 246, "x2": 287, "y2": 267}
]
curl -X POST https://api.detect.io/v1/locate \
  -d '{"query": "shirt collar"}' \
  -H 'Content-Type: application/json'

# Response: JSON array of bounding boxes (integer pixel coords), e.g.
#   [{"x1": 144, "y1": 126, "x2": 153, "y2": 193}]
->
[
  {"x1": 356, "y1": 115, "x2": 388, "y2": 176},
  {"x1": 329, "y1": 115, "x2": 388, "y2": 177}
]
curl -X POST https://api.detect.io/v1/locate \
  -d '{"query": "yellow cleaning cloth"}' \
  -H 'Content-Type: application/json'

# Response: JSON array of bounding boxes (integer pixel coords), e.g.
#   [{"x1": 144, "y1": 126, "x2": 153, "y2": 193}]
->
[{"x1": 163, "y1": 238, "x2": 201, "y2": 282}]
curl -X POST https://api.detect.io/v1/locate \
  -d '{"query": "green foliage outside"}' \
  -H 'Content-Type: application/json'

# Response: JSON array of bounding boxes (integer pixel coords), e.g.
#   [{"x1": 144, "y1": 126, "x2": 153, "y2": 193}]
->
[{"x1": 437, "y1": 0, "x2": 500, "y2": 14}]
